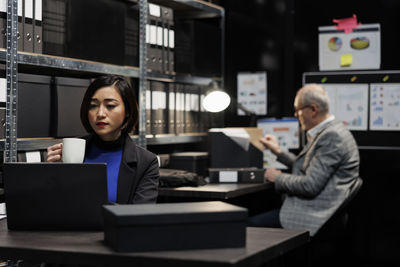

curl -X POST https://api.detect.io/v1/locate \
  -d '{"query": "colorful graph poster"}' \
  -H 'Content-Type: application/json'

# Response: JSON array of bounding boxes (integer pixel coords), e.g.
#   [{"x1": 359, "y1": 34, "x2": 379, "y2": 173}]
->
[
  {"x1": 237, "y1": 72, "x2": 267, "y2": 115},
  {"x1": 370, "y1": 83, "x2": 400, "y2": 131},
  {"x1": 257, "y1": 118, "x2": 299, "y2": 169},
  {"x1": 319, "y1": 84, "x2": 368, "y2": 131}
]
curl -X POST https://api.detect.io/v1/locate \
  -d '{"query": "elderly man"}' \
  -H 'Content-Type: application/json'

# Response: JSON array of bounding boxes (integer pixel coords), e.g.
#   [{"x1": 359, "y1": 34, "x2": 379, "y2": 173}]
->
[{"x1": 248, "y1": 84, "x2": 360, "y2": 236}]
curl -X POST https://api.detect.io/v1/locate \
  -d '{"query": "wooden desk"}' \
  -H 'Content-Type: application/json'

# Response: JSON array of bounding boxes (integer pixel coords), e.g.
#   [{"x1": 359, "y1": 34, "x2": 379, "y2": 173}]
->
[
  {"x1": 158, "y1": 183, "x2": 273, "y2": 200},
  {"x1": 0, "y1": 220, "x2": 308, "y2": 267}
]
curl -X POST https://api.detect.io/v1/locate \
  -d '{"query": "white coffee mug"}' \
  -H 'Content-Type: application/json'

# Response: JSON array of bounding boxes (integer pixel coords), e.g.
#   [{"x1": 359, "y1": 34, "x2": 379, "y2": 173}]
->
[{"x1": 62, "y1": 138, "x2": 86, "y2": 163}]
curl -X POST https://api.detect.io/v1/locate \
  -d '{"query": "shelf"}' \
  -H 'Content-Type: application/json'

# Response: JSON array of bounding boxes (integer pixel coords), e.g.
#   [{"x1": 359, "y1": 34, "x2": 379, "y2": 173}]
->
[
  {"x1": 0, "y1": 138, "x2": 62, "y2": 152},
  {"x1": 0, "y1": 134, "x2": 207, "y2": 151},
  {"x1": 0, "y1": 50, "x2": 218, "y2": 85},
  {"x1": 150, "y1": 0, "x2": 224, "y2": 18},
  {"x1": 0, "y1": 50, "x2": 139, "y2": 78},
  {"x1": 144, "y1": 133, "x2": 207, "y2": 145}
]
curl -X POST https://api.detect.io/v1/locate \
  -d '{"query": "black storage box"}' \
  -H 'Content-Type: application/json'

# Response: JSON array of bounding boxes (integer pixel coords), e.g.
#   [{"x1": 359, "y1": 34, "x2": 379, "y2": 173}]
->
[
  {"x1": 103, "y1": 201, "x2": 247, "y2": 252},
  {"x1": 209, "y1": 168, "x2": 265, "y2": 183},
  {"x1": 209, "y1": 129, "x2": 263, "y2": 169},
  {"x1": 169, "y1": 152, "x2": 209, "y2": 177}
]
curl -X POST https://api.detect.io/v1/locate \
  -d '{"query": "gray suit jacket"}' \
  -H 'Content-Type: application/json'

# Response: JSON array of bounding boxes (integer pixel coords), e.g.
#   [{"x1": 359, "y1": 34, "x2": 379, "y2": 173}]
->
[{"x1": 275, "y1": 119, "x2": 359, "y2": 236}]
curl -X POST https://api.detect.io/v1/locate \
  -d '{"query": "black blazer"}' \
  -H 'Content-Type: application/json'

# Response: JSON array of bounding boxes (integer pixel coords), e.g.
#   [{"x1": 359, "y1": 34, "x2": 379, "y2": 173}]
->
[{"x1": 83, "y1": 134, "x2": 159, "y2": 204}]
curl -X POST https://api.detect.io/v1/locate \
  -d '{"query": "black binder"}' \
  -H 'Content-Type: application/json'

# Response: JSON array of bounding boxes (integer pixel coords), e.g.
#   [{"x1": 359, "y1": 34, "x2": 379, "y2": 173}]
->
[
  {"x1": 0, "y1": 2, "x2": 6, "y2": 49},
  {"x1": 175, "y1": 84, "x2": 185, "y2": 134},
  {"x1": 151, "y1": 81, "x2": 167, "y2": 135},
  {"x1": 23, "y1": 0, "x2": 34, "y2": 52},
  {"x1": 125, "y1": 4, "x2": 139, "y2": 66},
  {"x1": 33, "y1": 0, "x2": 42, "y2": 53},
  {"x1": 0, "y1": 107, "x2": 5, "y2": 138},
  {"x1": 199, "y1": 85, "x2": 210, "y2": 132},
  {"x1": 66, "y1": 0, "x2": 126, "y2": 65},
  {"x1": 209, "y1": 168, "x2": 264, "y2": 184},
  {"x1": 147, "y1": 3, "x2": 161, "y2": 72},
  {"x1": 161, "y1": 6, "x2": 174, "y2": 74},
  {"x1": 18, "y1": 0, "x2": 23, "y2": 51},
  {"x1": 184, "y1": 84, "x2": 200, "y2": 133},
  {"x1": 168, "y1": 83, "x2": 176, "y2": 134},
  {"x1": 145, "y1": 81, "x2": 152, "y2": 135}
]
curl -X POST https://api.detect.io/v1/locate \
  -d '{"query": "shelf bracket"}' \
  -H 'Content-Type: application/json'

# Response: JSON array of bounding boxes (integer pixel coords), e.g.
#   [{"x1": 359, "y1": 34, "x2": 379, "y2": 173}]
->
[
  {"x1": 4, "y1": 0, "x2": 18, "y2": 163},
  {"x1": 138, "y1": 0, "x2": 148, "y2": 148}
]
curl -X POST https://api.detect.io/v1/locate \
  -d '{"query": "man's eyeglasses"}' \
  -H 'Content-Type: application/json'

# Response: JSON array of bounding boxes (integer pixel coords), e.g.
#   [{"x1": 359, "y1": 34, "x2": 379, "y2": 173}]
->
[{"x1": 294, "y1": 104, "x2": 312, "y2": 115}]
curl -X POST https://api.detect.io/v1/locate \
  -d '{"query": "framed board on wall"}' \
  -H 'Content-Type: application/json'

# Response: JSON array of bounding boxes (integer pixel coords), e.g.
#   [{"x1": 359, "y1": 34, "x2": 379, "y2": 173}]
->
[{"x1": 303, "y1": 71, "x2": 400, "y2": 149}]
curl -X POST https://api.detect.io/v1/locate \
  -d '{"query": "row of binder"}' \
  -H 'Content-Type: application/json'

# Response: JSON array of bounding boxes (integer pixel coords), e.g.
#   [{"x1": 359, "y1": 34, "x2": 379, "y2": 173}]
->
[
  {"x1": 145, "y1": 81, "x2": 212, "y2": 135},
  {"x1": 146, "y1": 3, "x2": 175, "y2": 74},
  {"x1": 0, "y1": 0, "x2": 42, "y2": 53}
]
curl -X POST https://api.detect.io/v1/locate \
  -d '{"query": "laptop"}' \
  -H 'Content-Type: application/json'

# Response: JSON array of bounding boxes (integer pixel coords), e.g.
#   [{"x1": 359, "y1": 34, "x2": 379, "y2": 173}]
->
[{"x1": 3, "y1": 162, "x2": 108, "y2": 231}]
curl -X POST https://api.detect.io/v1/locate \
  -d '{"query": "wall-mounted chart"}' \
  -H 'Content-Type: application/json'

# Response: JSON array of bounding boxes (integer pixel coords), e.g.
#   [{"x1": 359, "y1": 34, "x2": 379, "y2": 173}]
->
[
  {"x1": 370, "y1": 83, "x2": 400, "y2": 131},
  {"x1": 320, "y1": 84, "x2": 369, "y2": 131}
]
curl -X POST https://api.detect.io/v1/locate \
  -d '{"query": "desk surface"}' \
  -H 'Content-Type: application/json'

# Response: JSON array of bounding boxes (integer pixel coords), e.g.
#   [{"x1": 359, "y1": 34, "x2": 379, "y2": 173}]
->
[
  {"x1": 0, "y1": 220, "x2": 308, "y2": 267},
  {"x1": 158, "y1": 183, "x2": 273, "y2": 199}
]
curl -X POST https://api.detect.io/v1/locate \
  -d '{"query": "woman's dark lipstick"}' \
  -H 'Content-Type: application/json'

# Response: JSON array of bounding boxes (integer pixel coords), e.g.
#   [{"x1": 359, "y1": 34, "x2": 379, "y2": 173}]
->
[{"x1": 96, "y1": 122, "x2": 108, "y2": 128}]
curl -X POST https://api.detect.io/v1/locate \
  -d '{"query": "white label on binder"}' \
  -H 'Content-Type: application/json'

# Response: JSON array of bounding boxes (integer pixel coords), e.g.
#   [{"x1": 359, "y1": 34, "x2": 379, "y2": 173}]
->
[
  {"x1": 26, "y1": 151, "x2": 41, "y2": 163},
  {"x1": 185, "y1": 94, "x2": 191, "y2": 111},
  {"x1": 35, "y1": 0, "x2": 42, "y2": 21},
  {"x1": 169, "y1": 92, "x2": 175, "y2": 110},
  {"x1": 220, "y1": 171, "x2": 238, "y2": 183},
  {"x1": 156, "y1": 26, "x2": 163, "y2": 46},
  {"x1": 176, "y1": 93, "x2": 184, "y2": 111},
  {"x1": 200, "y1": 94, "x2": 205, "y2": 112},
  {"x1": 152, "y1": 91, "x2": 159, "y2": 110},
  {"x1": 25, "y1": 0, "x2": 33, "y2": 18},
  {"x1": 191, "y1": 94, "x2": 199, "y2": 111},
  {"x1": 0, "y1": 1, "x2": 6, "y2": 12},
  {"x1": 18, "y1": 0, "x2": 22, "y2": 16},
  {"x1": 145, "y1": 24, "x2": 150, "y2": 44},
  {"x1": 169, "y1": 30, "x2": 175, "y2": 48},
  {"x1": 146, "y1": 90, "x2": 151, "y2": 109},
  {"x1": 148, "y1": 3, "x2": 160, "y2": 17},
  {"x1": 0, "y1": 78, "x2": 6, "y2": 102},
  {"x1": 149, "y1": 25, "x2": 157, "y2": 45},
  {"x1": 163, "y1": 28, "x2": 169, "y2": 47},
  {"x1": 159, "y1": 91, "x2": 166, "y2": 109}
]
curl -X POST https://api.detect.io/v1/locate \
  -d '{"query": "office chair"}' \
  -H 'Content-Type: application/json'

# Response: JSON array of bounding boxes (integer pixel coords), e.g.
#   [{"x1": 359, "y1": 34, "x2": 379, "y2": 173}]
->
[{"x1": 308, "y1": 177, "x2": 363, "y2": 267}]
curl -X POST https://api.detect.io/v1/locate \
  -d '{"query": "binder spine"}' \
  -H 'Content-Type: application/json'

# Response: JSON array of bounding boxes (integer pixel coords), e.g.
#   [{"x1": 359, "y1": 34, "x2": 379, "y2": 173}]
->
[
  {"x1": 24, "y1": 0, "x2": 34, "y2": 52},
  {"x1": 0, "y1": 1, "x2": 6, "y2": 49}
]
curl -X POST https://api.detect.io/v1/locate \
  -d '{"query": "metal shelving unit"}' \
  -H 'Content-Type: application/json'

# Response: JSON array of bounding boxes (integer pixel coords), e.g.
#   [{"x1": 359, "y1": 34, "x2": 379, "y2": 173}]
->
[{"x1": 1, "y1": 0, "x2": 225, "y2": 153}]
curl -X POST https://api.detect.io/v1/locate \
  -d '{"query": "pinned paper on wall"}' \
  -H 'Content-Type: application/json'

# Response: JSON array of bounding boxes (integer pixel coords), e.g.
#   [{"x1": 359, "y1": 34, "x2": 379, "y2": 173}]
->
[
  {"x1": 237, "y1": 72, "x2": 267, "y2": 116},
  {"x1": 319, "y1": 20, "x2": 380, "y2": 70},
  {"x1": 341, "y1": 54, "x2": 353, "y2": 66}
]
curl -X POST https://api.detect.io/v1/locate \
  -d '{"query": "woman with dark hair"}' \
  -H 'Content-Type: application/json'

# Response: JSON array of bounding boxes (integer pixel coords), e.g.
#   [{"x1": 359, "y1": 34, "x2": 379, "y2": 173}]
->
[{"x1": 47, "y1": 75, "x2": 159, "y2": 204}]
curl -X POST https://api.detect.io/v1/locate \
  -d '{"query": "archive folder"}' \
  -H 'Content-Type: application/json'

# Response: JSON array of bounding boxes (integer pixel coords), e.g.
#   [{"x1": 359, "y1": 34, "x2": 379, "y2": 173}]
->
[
  {"x1": 161, "y1": 6, "x2": 174, "y2": 74},
  {"x1": 42, "y1": 0, "x2": 65, "y2": 56},
  {"x1": 184, "y1": 85, "x2": 200, "y2": 133},
  {"x1": 18, "y1": 0, "x2": 23, "y2": 51},
  {"x1": 167, "y1": 83, "x2": 176, "y2": 134},
  {"x1": 209, "y1": 168, "x2": 264, "y2": 184},
  {"x1": 151, "y1": 81, "x2": 167, "y2": 135},
  {"x1": 33, "y1": 0, "x2": 42, "y2": 53},
  {"x1": 0, "y1": 1, "x2": 6, "y2": 49},
  {"x1": 146, "y1": 81, "x2": 152, "y2": 134},
  {"x1": 23, "y1": 0, "x2": 34, "y2": 52},
  {"x1": 175, "y1": 84, "x2": 185, "y2": 134}
]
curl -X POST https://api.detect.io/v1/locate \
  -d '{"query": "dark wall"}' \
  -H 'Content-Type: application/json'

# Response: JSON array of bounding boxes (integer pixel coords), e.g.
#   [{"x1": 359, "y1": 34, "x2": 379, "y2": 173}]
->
[
  {"x1": 217, "y1": 0, "x2": 400, "y2": 265},
  {"x1": 219, "y1": 0, "x2": 400, "y2": 124}
]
